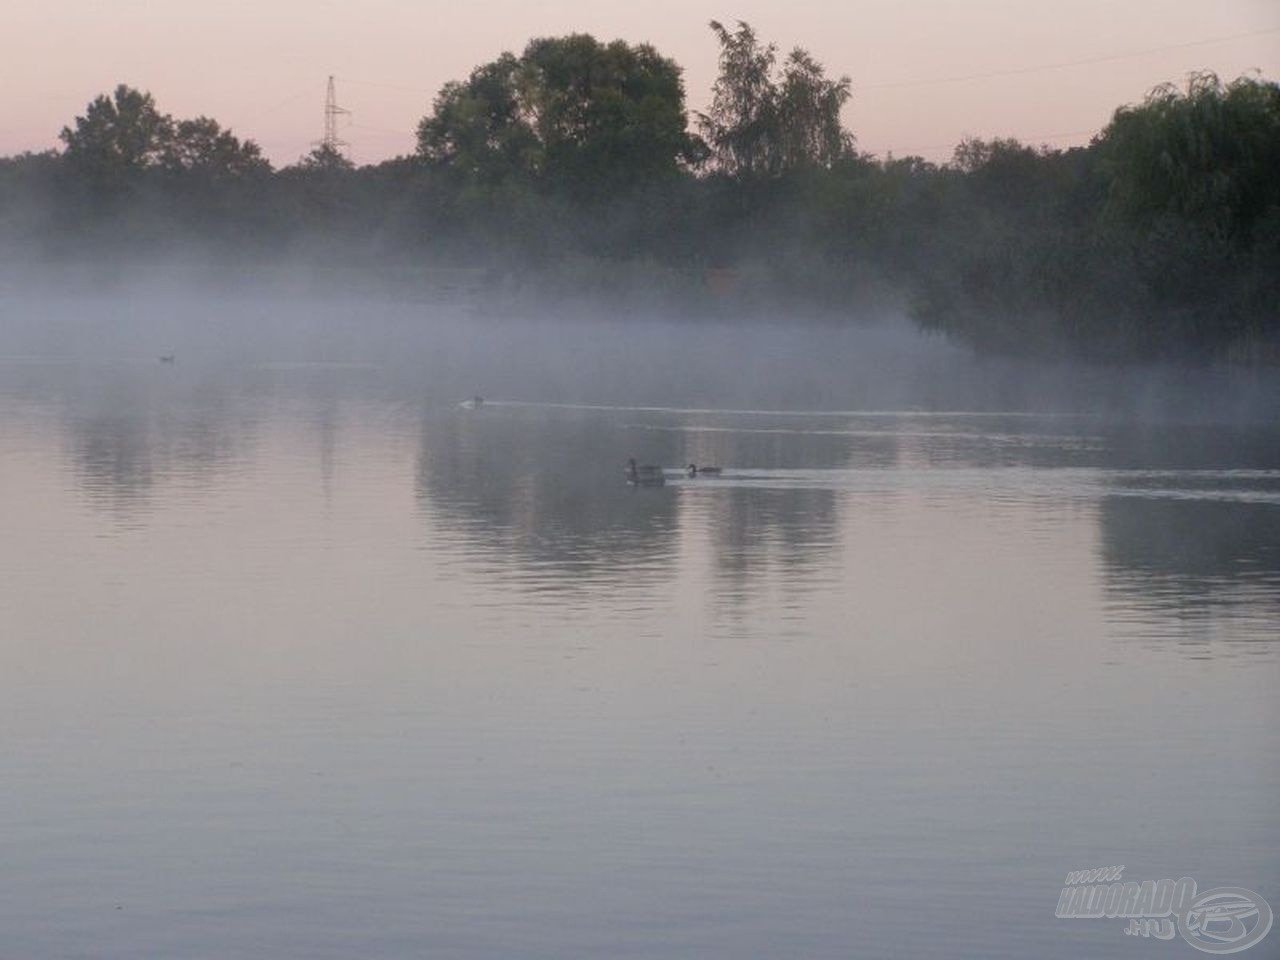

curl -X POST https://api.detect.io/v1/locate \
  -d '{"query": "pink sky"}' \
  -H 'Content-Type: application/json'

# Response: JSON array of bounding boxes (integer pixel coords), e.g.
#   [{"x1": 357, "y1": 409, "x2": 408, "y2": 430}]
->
[{"x1": 5, "y1": 0, "x2": 1278, "y2": 166}]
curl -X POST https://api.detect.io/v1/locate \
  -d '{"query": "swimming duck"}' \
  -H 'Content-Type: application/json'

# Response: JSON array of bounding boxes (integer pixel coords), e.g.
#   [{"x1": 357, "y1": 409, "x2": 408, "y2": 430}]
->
[{"x1": 686, "y1": 463, "x2": 722, "y2": 477}]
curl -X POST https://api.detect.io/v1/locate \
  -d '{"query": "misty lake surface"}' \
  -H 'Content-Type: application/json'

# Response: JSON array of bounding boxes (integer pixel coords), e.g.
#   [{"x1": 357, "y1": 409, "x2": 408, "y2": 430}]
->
[{"x1": 1, "y1": 301, "x2": 1278, "y2": 958}]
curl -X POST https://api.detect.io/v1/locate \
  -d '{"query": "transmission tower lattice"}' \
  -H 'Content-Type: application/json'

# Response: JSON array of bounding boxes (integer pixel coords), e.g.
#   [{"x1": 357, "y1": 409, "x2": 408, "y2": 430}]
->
[{"x1": 321, "y1": 75, "x2": 350, "y2": 154}]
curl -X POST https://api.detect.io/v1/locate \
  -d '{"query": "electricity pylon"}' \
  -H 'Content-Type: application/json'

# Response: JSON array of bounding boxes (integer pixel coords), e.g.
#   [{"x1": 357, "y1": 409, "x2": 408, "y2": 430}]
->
[{"x1": 320, "y1": 75, "x2": 350, "y2": 155}]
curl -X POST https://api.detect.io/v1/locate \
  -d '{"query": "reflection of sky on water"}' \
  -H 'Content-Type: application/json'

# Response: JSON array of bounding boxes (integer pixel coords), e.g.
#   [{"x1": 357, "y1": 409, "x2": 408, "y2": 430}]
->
[
  {"x1": 1, "y1": 353, "x2": 1277, "y2": 959},
  {"x1": 5, "y1": 359, "x2": 1272, "y2": 653}
]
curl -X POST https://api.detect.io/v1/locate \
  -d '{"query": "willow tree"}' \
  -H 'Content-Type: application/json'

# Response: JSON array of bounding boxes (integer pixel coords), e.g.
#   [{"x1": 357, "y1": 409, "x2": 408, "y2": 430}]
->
[
  {"x1": 1094, "y1": 72, "x2": 1280, "y2": 347},
  {"x1": 1098, "y1": 72, "x2": 1280, "y2": 243},
  {"x1": 697, "y1": 20, "x2": 853, "y2": 178}
]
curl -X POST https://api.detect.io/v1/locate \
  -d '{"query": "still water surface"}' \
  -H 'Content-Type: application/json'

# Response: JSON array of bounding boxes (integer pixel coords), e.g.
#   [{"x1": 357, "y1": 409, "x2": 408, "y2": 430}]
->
[{"x1": 1, "y1": 318, "x2": 1278, "y2": 958}]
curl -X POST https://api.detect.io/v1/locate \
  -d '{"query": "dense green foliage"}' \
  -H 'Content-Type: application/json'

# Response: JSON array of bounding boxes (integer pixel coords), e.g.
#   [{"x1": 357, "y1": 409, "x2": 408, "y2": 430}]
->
[
  {"x1": 418, "y1": 35, "x2": 696, "y2": 195},
  {"x1": 907, "y1": 74, "x2": 1280, "y2": 356},
  {"x1": 60, "y1": 84, "x2": 269, "y2": 181},
  {"x1": 2, "y1": 24, "x2": 1278, "y2": 360}
]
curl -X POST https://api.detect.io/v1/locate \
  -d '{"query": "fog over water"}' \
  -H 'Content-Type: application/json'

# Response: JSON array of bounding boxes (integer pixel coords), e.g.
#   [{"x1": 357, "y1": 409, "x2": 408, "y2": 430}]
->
[
  {"x1": 1, "y1": 281, "x2": 1278, "y2": 958},
  {"x1": 5, "y1": 271, "x2": 1279, "y2": 417}
]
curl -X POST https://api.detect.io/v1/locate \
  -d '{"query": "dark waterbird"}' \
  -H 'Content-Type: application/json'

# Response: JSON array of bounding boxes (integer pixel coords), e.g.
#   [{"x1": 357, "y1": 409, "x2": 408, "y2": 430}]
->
[{"x1": 686, "y1": 463, "x2": 722, "y2": 478}]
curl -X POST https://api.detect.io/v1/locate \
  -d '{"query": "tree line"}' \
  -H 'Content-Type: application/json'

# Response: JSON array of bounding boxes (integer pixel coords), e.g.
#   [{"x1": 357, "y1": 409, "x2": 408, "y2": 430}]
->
[{"x1": 2, "y1": 22, "x2": 1278, "y2": 360}]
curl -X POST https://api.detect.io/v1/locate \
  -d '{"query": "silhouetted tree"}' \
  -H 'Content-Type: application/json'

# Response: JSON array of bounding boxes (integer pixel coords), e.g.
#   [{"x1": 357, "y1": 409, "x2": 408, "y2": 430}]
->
[
  {"x1": 1098, "y1": 72, "x2": 1280, "y2": 243},
  {"x1": 163, "y1": 117, "x2": 270, "y2": 177},
  {"x1": 417, "y1": 34, "x2": 694, "y2": 194},
  {"x1": 698, "y1": 21, "x2": 853, "y2": 178},
  {"x1": 60, "y1": 85, "x2": 172, "y2": 177},
  {"x1": 59, "y1": 85, "x2": 269, "y2": 185},
  {"x1": 777, "y1": 49, "x2": 854, "y2": 170},
  {"x1": 697, "y1": 21, "x2": 778, "y2": 178},
  {"x1": 293, "y1": 143, "x2": 355, "y2": 172},
  {"x1": 522, "y1": 35, "x2": 695, "y2": 190},
  {"x1": 418, "y1": 53, "x2": 537, "y2": 184}
]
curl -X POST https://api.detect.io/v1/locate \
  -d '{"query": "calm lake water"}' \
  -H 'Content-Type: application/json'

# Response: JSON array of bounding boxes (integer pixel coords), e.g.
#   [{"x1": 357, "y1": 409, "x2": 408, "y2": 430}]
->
[{"x1": 1, "y1": 302, "x2": 1278, "y2": 958}]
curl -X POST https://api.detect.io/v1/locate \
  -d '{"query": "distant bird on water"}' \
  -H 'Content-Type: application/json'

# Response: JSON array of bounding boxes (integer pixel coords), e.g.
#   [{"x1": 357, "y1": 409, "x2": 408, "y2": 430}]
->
[{"x1": 686, "y1": 463, "x2": 722, "y2": 477}]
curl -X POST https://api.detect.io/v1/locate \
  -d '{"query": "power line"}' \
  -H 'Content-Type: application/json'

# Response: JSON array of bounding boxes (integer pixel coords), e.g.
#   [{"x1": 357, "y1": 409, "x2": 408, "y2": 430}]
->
[
  {"x1": 255, "y1": 27, "x2": 1275, "y2": 163},
  {"x1": 336, "y1": 25, "x2": 1279, "y2": 104},
  {"x1": 342, "y1": 77, "x2": 436, "y2": 96},
  {"x1": 855, "y1": 24, "x2": 1280, "y2": 92},
  {"x1": 238, "y1": 86, "x2": 317, "y2": 124},
  {"x1": 349, "y1": 120, "x2": 417, "y2": 137}
]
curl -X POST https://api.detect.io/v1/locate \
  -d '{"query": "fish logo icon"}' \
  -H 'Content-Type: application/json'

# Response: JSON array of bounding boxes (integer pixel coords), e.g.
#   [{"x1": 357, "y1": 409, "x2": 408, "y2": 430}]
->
[{"x1": 1179, "y1": 887, "x2": 1273, "y2": 954}]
